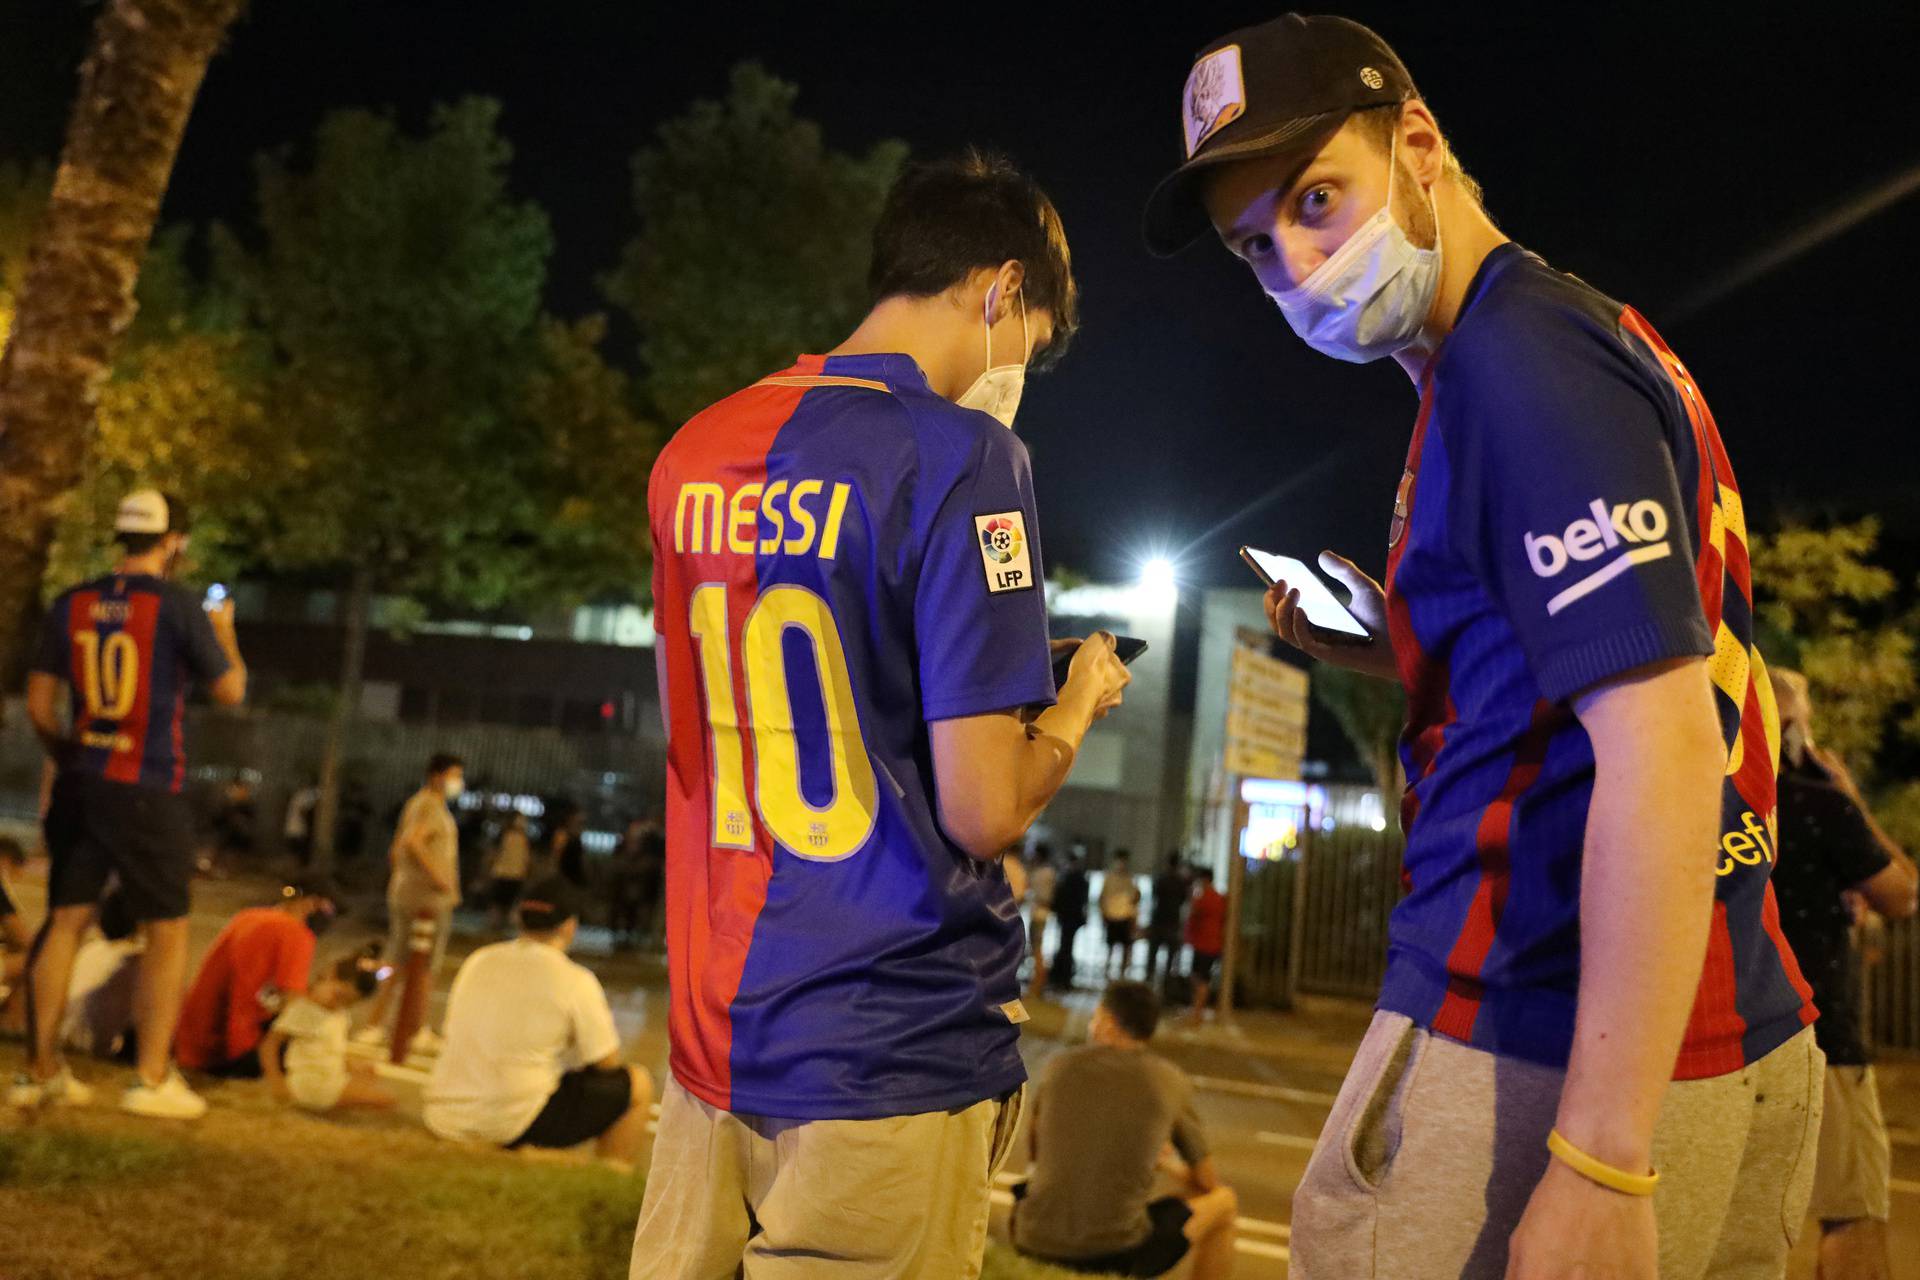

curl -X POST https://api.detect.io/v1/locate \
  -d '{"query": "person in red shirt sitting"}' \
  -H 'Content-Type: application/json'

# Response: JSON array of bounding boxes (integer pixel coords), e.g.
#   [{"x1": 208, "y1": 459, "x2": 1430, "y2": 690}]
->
[
  {"x1": 1183, "y1": 868, "x2": 1227, "y2": 1024},
  {"x1": 174, "y1": 876, "x2": 340, "y2": 1077}
]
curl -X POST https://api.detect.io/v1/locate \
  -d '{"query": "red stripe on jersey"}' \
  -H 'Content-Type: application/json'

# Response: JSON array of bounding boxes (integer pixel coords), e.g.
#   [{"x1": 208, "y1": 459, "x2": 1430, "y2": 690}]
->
[
  {"x1": 1673, "y1": 899, "x2": 1745, "y2": 1079},
  {"x1": 103, "y1": 591, "x2": 161, "y2": 786},
  {"x1": 654, "y1": 361, "x2": 817, "y2": 1111},
  {"x1": 1430, "y1": 699, "x2": 1564, "y2": 1042}
]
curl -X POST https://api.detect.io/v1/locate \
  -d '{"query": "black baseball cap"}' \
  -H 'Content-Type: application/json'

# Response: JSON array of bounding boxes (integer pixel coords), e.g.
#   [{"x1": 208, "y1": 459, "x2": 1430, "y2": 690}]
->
[
  {"x1": 1144, "y1": 13, "x2": 1418, "y2": 256},
  {"x1": 518, "y1": 876, "x2": 583, "y2": 932}
]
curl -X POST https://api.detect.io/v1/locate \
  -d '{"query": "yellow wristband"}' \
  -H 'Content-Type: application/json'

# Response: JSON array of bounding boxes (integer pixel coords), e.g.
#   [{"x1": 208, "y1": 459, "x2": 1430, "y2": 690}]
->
[{"x1": 1546, "y1": 1129, "x2": 1659, "y2": 1197}]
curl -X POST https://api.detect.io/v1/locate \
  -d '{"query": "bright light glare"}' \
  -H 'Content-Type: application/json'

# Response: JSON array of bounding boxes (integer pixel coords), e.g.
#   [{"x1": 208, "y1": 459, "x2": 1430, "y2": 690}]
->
[{"x1": 1137, "y1": 556, "x2": 1179, "y2": 613}]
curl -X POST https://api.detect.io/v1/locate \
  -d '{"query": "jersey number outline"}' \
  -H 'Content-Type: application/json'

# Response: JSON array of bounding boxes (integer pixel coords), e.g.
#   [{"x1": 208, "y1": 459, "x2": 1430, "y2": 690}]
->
[
  {"x1": 75, "y1": 630, "x2": 140, "y2": 720},
  {"x1": 688, "y1": 583, "x2": 878, "y2": 862}
]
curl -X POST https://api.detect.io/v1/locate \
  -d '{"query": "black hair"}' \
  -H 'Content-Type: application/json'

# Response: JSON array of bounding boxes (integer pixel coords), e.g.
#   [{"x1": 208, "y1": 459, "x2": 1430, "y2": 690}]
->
[
  {"x1": 1195, "y1": 866, "x2": 1216, "y2": 883},
  {"x1": 427, "y1": 752, "x2": 464, "y2": 777},
  {"x1": 518, "y1": 875, "x2": 582, "y2": 932},
  {"x1": 1100, "y1": 980, "x2": 1162, "y2": 1042},
  {"x1": 868, "y1": 148, "x2": 1078, "y2": 368},
  {"x1": 332, "y1": 943, "x2": 384, "y2": 998}
]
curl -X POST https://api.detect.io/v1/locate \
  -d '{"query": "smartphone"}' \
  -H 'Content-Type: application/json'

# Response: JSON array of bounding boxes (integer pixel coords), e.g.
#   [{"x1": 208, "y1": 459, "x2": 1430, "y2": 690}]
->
[
  {"x1": 1052, "y1": 634, "x2": 1149, "y2": 690},
  {"x1": 1239, "y1": 546, "x2": 1370, "y2": 639},
  {"x1": 202, "y1": 583, "x2": 229, "y2": 611}
]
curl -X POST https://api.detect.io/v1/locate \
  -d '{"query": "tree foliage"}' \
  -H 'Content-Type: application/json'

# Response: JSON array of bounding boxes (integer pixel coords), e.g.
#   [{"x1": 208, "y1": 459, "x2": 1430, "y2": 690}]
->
[
  {"x1": 1750, "y1": 518, "x2": 1917, "y2": 771},
  {"x1": 604, "y1": 62, "x2": 907, "y2": 424},
  {"x1": 1312, "y1": 664, "x2": 1407, "y2": 802}
]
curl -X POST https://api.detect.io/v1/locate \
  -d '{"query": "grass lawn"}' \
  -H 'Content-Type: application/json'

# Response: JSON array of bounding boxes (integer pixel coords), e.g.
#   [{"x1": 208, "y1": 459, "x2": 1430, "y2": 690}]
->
[{"x1": 1, "y1": 1072, "x2": 1115, "y2": 1280}]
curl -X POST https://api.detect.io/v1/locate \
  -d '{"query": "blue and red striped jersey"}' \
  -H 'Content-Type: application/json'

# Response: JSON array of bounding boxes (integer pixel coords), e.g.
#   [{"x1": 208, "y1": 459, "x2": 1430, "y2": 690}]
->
[
  {"x1": 648, "y1": 352, "x2": 1054, "y2": 1120},
  {"x1": 32, "y1": 574, "x2": 231, "y2": 794},
  {"x1": 1379, "y1": 245, "x2": 1814, "y2": 1080}
]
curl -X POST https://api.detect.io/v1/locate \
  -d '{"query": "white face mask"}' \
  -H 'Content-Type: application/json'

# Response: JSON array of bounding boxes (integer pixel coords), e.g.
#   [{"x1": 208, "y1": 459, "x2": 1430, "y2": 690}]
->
[
  {"x1": 444, "y1": 777, "x2": 465, "y2": 801},
  {"x1": 955, "y1": 285, "x2": 1029, "y2": 428},
  {"x1": 1266, "y1": 135, "x2": 1442, "y2": 364}
]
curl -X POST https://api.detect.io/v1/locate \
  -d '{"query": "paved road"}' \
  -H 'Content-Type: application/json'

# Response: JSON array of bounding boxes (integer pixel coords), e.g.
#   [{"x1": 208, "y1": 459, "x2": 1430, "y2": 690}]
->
[{"x1": 13, "y1": 867, "x2": 1918, "y2": 1276}]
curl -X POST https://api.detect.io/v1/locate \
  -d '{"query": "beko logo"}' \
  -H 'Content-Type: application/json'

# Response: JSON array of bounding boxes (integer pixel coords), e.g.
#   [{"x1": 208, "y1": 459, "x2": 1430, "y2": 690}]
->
[{"x1": 1523, "y1": 498, "x2": 1674, "y2": 616}]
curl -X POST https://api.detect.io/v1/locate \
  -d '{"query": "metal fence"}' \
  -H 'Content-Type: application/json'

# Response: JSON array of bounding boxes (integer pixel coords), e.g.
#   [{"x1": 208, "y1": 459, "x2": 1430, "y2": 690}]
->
[{"x1": 1224, "y1": 825, "x2": 1920, "y2": 1055}]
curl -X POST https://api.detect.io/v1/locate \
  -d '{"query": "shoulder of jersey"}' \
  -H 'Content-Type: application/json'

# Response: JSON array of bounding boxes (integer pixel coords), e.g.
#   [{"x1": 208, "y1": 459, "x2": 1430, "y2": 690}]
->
[{"x1": 1443, "y1": 253, "x2": 1624, "y2": 372}]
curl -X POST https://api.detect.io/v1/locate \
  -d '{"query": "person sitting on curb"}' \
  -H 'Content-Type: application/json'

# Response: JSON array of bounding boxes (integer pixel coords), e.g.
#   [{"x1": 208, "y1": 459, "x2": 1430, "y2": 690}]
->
[
  {"x1": 1012, "y1": 980, "x2": 1238, "y2": 1278},
  {"x1": 260, "y1": 946, "x2": 395, "y2": 1115},
  {"x1": 424, "y1": 877, "x2": 653, "y2": 1171},
  {"x1": 173, "y1": 875, "x2": 341, "y2": 1077}
]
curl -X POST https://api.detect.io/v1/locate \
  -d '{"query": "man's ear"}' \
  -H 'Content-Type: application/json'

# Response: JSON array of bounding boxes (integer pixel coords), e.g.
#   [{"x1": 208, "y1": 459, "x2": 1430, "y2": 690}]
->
[
  {"x1": 987, "y1": 260, "x2": 1027, "y2": 325},
  {"x1": 1398, "y1": 100, "x2": 1446, "y2": 189}
]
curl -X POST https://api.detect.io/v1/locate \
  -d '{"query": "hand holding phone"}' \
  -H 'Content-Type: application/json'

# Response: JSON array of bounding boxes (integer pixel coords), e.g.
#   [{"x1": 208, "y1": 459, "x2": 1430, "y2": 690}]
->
[
  {"x1": 1239, "y1": 546, "x2": 1399, "y2": 680},
  {"x1": 1051, "y1": 633, "x2": 1148, "y2": 691},
  {"x1": 1054, "y1": 631, "x2": 1135, "y2": 722}
]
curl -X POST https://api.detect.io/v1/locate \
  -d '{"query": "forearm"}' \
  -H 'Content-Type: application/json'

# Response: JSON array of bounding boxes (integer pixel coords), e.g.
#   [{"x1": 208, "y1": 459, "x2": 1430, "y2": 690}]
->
[
  {"x1": 1556, "y1": 734, "x2": 1722, "y2": 1172},
  {"x1": 24, "y1": 674, "x2": 68, "y2": 758}
]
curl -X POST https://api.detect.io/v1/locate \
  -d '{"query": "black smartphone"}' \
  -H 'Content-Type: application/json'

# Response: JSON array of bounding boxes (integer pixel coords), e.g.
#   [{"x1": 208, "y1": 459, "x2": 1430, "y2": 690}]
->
[{"x1": 1052, "y1": 634, "x2": 1149, "y2": 689}]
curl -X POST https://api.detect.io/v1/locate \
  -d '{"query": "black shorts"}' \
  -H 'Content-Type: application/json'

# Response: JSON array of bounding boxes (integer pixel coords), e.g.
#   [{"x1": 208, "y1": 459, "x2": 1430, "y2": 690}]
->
[
  {"x1": 1016, "y1": 1190, "x2": 1193, "y2": 1277},
  {"x1": 1189, "y1": 950, "x2": 1220, "y2": 986},
  {"x1": 508, "y1": 1066, "x2": 633, "y2": 1150},
  {"x1": 45, "y1": 772, "x2": 194, "y2": 922}
]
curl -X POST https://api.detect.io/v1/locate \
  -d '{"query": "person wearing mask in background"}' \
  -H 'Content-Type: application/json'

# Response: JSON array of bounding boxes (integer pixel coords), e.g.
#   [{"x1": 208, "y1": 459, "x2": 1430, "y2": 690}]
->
[
  {"x1": 1051, "y1": 851, "x2": 1091, "y2": 992},
  {"x1": 1770, "y1": 669, "x2": 1918, "y2": 1279},
  {"x1": 488, "y1": 811, "x2": 533, "y2": 934},
  {"x1": 631, "y1": 149, "x2": 1130, "y2": 1278},
  {"x1": 174, "y1": 876, "x2": 339, "y2": 1076},
  {"x1": 1146, "y1": 15, "x2": 1819, "y2": 1276},
  {"x1": 1099, "y1": 850, "x2": 1141, "y2": 979},
  {"x1": 1183, "y1": 868, "x2": 1227, "y2": 1025},
  {"x1": 1146, "y1": 853, "x2": 1192, "y2": 989},
  {"x1": 1026, "y1": 844, "x2": 1058, "y2": 1001},
  {"x1": 12, "y1": 490, "x2": 247, "y2": 1120},
  {"x1": 354, "y1": 753, "x2": 464, "y2": 1054}
]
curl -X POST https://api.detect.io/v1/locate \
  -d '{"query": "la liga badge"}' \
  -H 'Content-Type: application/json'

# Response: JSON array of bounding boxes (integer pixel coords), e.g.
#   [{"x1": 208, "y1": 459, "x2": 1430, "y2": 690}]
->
[{"x1": 975, "y1": 511, "x2": 1035, "y2": 594}]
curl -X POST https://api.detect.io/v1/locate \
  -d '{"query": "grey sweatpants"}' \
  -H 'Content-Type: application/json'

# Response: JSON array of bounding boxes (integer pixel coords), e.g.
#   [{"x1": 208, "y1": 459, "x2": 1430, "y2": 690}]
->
[{"x1": 1292, "y1": 1011, "x2": 1824, "y2": 1280}]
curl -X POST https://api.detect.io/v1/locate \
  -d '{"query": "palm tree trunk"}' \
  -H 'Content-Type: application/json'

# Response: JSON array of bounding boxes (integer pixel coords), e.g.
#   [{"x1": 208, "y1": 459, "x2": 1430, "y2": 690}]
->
[
  {"x1": 310, "y1": 563, "x2": 371, "y2": 874},
  {"x1": 0, "y1": 0, "x2": 247, "y2": 687}
]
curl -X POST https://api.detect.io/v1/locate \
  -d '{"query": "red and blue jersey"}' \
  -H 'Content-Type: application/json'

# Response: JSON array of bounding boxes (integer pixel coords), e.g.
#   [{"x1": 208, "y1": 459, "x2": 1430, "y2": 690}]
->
[
  {"x1": 32, "y1": 574, "x2": 231, "y2": 795},
  {"x1": 648, "y1": 352, "x2": 1055, "y2": 1120},
  {"x1": 1380, "y1": 245, "x2": 1814, "y2": 1080}
]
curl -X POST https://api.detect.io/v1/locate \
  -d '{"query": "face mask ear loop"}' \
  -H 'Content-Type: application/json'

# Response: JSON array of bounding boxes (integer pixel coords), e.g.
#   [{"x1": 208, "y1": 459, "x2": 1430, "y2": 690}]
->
[
  {"x1": 984, "y1": 281, "x2": 998, "y2": 371},
  {"x1": 1018, "y1": 289, "x2": 1030, "y2": 366}
]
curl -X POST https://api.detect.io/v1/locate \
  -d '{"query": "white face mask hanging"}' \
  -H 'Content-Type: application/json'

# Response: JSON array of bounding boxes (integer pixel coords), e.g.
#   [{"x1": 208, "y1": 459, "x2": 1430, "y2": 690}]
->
[
  {"x1": 955, "y1": 284, "x2": 1029, "y2": 428},
  {"x1": 1265, "y1": 134, "x2": 1442, "y2": 364}
]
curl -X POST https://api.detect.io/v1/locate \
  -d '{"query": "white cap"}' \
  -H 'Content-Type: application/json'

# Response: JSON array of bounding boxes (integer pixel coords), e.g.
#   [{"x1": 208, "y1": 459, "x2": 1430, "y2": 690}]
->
[{"x1": 114, "y1": 489, "x2": 171, "y2": 535}]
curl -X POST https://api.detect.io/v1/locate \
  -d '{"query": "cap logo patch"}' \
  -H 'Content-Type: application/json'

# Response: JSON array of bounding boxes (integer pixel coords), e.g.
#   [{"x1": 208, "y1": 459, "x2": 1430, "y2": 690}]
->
[
  {"x1": 1359, "y1": 66, "x2": 1386, "y2": 90},
  {"x1": 1183, "y1": 44, "x2": 1246, "y2": 159}
]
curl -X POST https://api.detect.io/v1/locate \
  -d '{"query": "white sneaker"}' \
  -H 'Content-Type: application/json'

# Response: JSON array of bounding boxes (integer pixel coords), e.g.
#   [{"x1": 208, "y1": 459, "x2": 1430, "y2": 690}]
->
[
  {"x1": 8, "y1": 1066, "x2": 96, "y2": 1109},
  {"x1": 120, "y1": 1070, "x2": 208, "y2": 1120},
  {"x1": 351, "y1": 1025, "x2": 389, "y2": 1048},
  {"x1": 408, "y1": 1026, "x2": 444, "y2": 1055}
]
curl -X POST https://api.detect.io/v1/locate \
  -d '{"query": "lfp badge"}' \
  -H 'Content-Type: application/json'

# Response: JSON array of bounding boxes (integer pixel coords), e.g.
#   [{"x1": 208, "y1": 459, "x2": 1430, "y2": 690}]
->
[{"x1": 974, "y1": 511, "x2": 1035, "y2": 594}]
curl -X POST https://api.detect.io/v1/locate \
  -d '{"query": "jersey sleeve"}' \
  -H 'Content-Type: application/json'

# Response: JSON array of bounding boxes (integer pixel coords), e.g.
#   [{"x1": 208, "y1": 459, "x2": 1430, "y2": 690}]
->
[
  {"x1": 172, "y1": 590, "x2": 233, "y2": 683},
  {"x1": 913, "y1": 424, "x2": 1056, "y2": 721},
  {"x1": 30, "y1": 597, "x2": 71, "y2": 679},
  {"x1": 1438, "y1": 318, "x2": 1713, "y2": 703}
]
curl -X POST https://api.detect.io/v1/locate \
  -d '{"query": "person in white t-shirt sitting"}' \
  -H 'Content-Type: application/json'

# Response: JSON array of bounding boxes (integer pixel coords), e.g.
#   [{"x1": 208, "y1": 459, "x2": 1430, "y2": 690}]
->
[
  {"x1": 260, "y1": 947, "x2": 394, "y2": 1113},
  {"x1": 424, "y1": 877, "x2": 653, "y2": 1170}
]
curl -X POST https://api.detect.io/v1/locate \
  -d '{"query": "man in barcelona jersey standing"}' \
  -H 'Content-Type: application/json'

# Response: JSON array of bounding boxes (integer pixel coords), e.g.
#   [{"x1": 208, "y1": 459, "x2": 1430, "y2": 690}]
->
[
  {"x1": 630, "y1": 151, "x2": 1131, "y2": 1279},
  {"x1": 1147, "y1": 14, "x2": 1820, "y2": 1279}
]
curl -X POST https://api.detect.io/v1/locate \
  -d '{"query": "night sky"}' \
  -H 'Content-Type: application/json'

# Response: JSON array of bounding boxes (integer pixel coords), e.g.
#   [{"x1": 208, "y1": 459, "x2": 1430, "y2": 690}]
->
[{"x1": 4, "y1": 2, "x2": 1917, "y2": 592}]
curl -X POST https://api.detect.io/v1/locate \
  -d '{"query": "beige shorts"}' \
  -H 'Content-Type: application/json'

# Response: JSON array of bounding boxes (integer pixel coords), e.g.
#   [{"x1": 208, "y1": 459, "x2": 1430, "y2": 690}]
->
[
  {"x1": 1808, "y1": 1064, "x2": 1892, "y2": 1223},
  {"x1": 1291, "y1": 1011, "x2": 1824, "y2": 1280},
  {"x1": 629, "y1": 1077, "x2": 1025, "y2": 1280}
]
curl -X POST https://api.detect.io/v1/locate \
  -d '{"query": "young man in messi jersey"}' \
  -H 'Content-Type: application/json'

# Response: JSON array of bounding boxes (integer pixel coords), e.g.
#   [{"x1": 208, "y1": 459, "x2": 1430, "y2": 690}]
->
[
  {"x1": 630, "y1": 151, "x2": 1133, "y2": 1280},
  {"x1": 10, "y1": 490, "x2": 247, "y2": 1120},
  {"x1": 1148, "y1": 15, "x2": 1819, "y2": 1280}
]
